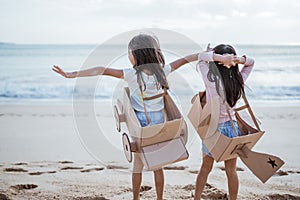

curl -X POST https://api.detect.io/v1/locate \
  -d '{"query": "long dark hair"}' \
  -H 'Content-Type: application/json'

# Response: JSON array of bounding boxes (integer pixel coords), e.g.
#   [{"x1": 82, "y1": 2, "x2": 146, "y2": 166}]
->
[
  {"x1": 128, "y1": 34, "x2": 168, "y2": 90},
  {"x1": 207, "y1": 44, "x2": 244, "y2": 107}
]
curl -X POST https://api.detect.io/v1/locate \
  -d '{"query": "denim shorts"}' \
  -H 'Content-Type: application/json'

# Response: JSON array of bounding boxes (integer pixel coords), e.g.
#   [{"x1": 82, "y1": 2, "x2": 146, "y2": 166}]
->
[
  {"x1": 202, "y1": 120, "x2": 241, "y2": 157},
  {"x1": 135, "y1": 110, "x2": 164, "y2": 127}
]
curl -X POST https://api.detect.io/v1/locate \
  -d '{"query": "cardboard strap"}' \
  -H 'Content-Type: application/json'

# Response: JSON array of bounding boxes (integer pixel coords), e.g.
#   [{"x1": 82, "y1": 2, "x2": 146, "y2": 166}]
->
[
  {"x1": 143, "y1": 91, "x2": 167, "y2": 101},
  {"x1": 226, "y1": 104, "x2": 239, "y2": 137},
  {"x1": 142, "y1": 98, "x2": 151, "y2": 125},
  {"x1": 226, "y1": 91, "x2": 261, "y2": 137},
  {"x1": 138, "y1": 82, "x2": 151, "y2": 125},
  {"x1": 233, "y1": 92, "x2": 261, "y2": 131},
  {"x1": 137, "y1": 74, "x2": 167, "y2": 126},
  {"x1": 234, "y1": 104, "x2": 249, "y2": 111},
  {"x1": 240, "y1": 92, "x2": 261, "y2": 131}
]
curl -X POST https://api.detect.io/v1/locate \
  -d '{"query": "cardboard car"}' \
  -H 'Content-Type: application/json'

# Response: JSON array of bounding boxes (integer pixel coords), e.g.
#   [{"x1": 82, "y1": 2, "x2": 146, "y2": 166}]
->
[
  {"x1": 188, "y1": 91, "x2": 284, "y2": 183},
  {"x1": 113, "y1": 87, "x2": 189, "y2": 171}
]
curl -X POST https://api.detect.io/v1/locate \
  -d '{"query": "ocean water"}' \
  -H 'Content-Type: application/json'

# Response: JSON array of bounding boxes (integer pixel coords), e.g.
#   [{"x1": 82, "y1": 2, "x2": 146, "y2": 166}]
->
[{"x1": 0, "y1": 43, "x2": 299, "y2": 103}]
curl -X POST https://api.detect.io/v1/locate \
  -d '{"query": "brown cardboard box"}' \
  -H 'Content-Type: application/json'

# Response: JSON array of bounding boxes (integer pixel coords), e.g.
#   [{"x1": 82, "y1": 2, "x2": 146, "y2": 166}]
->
[
  {"x1": 141, "y1": 137, "x2": 189, "y2": 171},
  {"x1": 114, "y1": 87, "x2": 189, "y2": 170},
  {"x1": 188, "y1": 92, "x2": 284, "y2": 183}
]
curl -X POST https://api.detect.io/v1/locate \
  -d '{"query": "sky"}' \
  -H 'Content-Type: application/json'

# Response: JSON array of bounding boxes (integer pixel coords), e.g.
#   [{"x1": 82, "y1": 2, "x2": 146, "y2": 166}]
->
[{"x1": 0, "y1": 0, "x2": 300, "y2": 44}]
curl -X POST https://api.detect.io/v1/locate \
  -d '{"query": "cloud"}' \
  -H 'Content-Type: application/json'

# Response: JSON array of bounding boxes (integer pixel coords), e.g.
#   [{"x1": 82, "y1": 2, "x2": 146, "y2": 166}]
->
[
  {"x1": 257, "y1": 11, "x2": 275, "y2": 17},
  {"x1": 0, "y1": 0, "x2": 300, "y2": 44},
  {"x1": 232, "y1": 10, "x2": 247, "y2": 17}
]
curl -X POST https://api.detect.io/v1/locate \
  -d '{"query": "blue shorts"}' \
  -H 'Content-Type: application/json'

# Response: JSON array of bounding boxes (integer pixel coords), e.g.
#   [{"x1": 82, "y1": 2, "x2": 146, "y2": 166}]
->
[
  {"x1": 135, "y1": 110, "x2": 164, "y2": 127},
  {"x1": 202, "y1": 120, "x2": 241, "y2": 157}
]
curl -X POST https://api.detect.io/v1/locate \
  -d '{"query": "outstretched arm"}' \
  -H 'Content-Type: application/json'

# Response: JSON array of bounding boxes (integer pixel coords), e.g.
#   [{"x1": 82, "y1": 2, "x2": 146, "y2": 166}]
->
[
  {"x1": 169, "y1": 53, "x2": 199, "y2": 72},
  {"x1": 52, "y1": 65, "x2": 124, "y2": 79}
]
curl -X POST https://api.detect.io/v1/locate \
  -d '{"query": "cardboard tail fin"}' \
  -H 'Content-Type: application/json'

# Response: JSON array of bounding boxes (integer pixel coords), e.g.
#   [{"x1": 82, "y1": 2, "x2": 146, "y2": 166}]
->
[{"x1": 238, "y1": 146, "x2": 284, "y2": 183}]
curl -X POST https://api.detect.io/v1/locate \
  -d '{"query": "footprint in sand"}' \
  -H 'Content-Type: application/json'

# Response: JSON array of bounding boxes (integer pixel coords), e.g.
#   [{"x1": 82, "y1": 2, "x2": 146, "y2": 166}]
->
[
  {"x1": 182, "y1": 183, "x2": 215, "y2": 191},
  {"x1": 202, "y1": 183, "x2": 228, "y2": 200},
  {"x1": 163, "y1": 166, "x2": 187, "y2": 170},
  {"x1": 274, "y1": 169, "x2": 300, "y2": 176},
  {"x1": 28, "y1": 171, "x2": 56, "y2": 175},
  {"x1": 182, "y1": 183, "x2": 227, "y2": 199},
  {"x1": 218, "y1": 166, "x2": 244, "y2": 171},
  {"x1": 106, "y1": 165, "x2": 128, "y2": 170},
  {"x1": 4, "y1": 168, "x2": 28, "y2": 172},
  {"x1": 115, "y1": 187, "x2": 132, "y2": 195},
  {"x1": 60, "y1": 166, "x2": 83, "y2": 170},
  {"x1": 80, "y1": 167, "x2": 104, "y2": 173},
  {"x1": 73, "y1": 196, "x2": 109, "y2": 200},
  {"x1": 0, "y1": 193, "x2": 10, "y2": 200},
  {"x1": 8, "y1": 184, "x2": 38, "y2": 195},
  {"x1": 275, "y1": 170, "x2": 289, "y2": 176},
  {"x1": 59, "y1": 160, "x2": 74, "y2": 164},
  {"x1": 287, "y1": 170, "x2": 300, "y2": 174},
  {"x1": 117, "y1": 186, "x2": 151, "y2": 194},
  {"x1": 122, "y1": 187, "x2": 132, "y2": 192},
  {"x1": 13, "y1": 162, "x2": 28, "y2": 166},
  {"x1": 267, "y1": 194, "x2": 300, "y2": 200},
  {"x1": 140, "y1": 185, "x2": 152, "y2": 192},
  {"x1": 182, "y1": 184, "x2": 195, "y2": 191}
]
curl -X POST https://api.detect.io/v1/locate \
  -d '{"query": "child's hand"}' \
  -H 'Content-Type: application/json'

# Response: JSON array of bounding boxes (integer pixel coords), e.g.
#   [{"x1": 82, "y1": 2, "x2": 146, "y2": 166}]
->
[
  {"x1": 206, "y1": 43, "x2": 213, "y2": 52},
  {"x1": 220, "y1": 54, "x2": 236, "y2": 68},
  {"x1": 52, "y1": 65, "x2": 76, "y2": 78},
  {"x1": 233, "y1": 56, "x2": 246, "y2": 65}
]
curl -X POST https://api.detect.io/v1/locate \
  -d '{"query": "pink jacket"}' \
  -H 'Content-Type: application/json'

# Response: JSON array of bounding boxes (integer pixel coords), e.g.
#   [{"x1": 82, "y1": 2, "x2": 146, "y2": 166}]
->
[{"x1": 197, "y1": 51, "x2": 254, "y2": 123}]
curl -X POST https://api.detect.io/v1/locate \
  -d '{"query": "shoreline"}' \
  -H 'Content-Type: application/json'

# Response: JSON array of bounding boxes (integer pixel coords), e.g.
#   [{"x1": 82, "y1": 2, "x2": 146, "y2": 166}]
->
[{"x1": 1, "y1": 97, "x2": 299, "y2": 106}]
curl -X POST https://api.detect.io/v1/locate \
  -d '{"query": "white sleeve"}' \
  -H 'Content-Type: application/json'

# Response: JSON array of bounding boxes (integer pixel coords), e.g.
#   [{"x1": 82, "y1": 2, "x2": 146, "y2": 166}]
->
[
  {"x1": 198, "y1": 51, "x2": 214, "y2": 62},
  {"x1": 240, "y1": 56, "x2": 255, "y2": 81},
  {"x1": 123, "y1": 68, "x2": 134, "y2": 82},
  {"x1": 163, "y1": 64, "x2": 172, "y2": 76}
]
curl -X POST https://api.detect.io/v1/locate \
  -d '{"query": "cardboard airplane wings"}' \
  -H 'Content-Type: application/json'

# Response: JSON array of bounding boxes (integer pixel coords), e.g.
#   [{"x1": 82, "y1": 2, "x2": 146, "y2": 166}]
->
[
  {"x1": 188, "y1": 91, "x2": 284, "y2": 183},
  {"x1": 113, "y1": 87, "x2": 189, "y2": 171}
]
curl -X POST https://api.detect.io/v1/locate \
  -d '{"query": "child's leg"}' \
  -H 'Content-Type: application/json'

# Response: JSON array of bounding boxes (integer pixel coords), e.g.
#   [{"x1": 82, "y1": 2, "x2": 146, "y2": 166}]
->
[
  {"x1": 153, "y1": 168, "x2": 164, "y2": 200},
  {"x1": 194, "y1": 155, "x2": 214, "y2": 200},
  {"x1": 220, "y1": 121, "x2": 239, "y2": 199},
  {"x1": 132, "y1": 173, "x2": 142, "y2": 200},
  {"x1": 132, "y1": 153, "x2": 144, "y2": 200},
  {"x1": 225, "y1": 158, "x2": 239, "y2": 200},
  {"x1": 134, "y1": 110, "x2": 165, "y2": 200}
]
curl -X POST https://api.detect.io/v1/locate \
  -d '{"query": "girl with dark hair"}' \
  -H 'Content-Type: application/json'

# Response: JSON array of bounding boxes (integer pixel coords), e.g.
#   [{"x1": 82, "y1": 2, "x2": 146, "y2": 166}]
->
[
  {"x1": 194, "y1": 44, "x2": 255, "y2": 200},
  {"x1": 52, "y1": 33, "x2": 199, "y2": 200}
]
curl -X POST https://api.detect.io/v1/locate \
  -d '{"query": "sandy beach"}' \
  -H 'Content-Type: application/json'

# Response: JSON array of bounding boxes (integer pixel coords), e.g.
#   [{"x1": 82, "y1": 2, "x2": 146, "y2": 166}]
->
[
  {"x1": 0, "y1": 100, "x2": 299, "y2": 199},
  {"x1": 1, "y1": 0, "x2": 300, "y2": 198}
]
